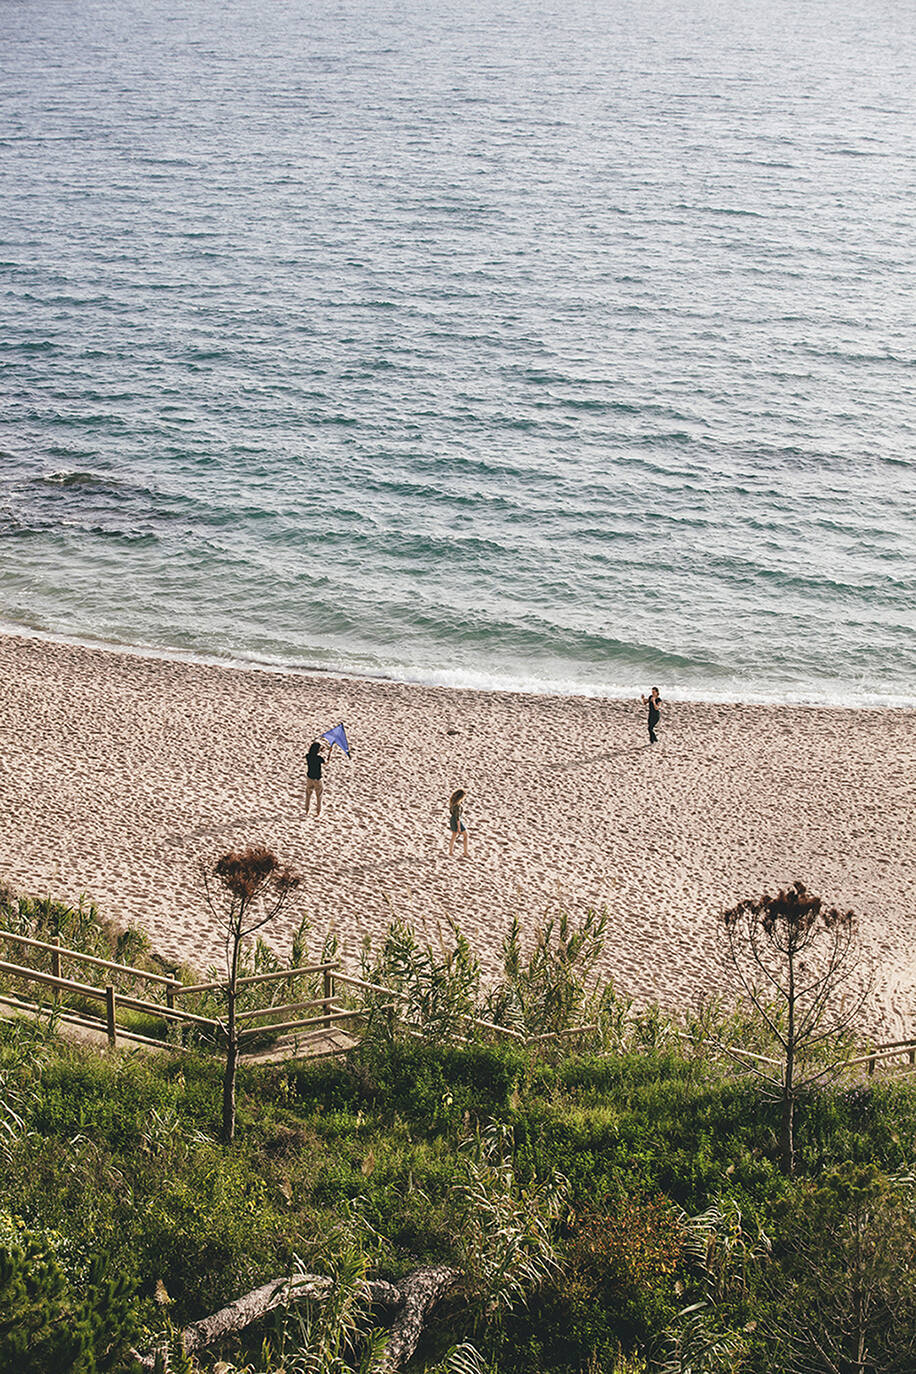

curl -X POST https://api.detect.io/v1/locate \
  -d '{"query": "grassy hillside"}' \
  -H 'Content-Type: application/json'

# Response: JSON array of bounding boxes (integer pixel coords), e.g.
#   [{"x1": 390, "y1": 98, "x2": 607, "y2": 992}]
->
[{"x1": 2, "y1": 890, "x2": 916, "y2": 1372}]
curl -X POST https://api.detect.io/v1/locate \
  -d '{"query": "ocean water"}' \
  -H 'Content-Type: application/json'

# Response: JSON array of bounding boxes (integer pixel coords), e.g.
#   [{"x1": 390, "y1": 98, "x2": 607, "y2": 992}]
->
[{"x1": 1, "y1": 0, "x2": 914, "y2": 706}]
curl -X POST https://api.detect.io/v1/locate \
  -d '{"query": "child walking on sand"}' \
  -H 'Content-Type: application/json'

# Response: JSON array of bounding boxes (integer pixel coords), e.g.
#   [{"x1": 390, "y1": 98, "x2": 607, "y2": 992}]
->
[{"x1": 448, "y1": 788, "x2": 469, "y2": 857}]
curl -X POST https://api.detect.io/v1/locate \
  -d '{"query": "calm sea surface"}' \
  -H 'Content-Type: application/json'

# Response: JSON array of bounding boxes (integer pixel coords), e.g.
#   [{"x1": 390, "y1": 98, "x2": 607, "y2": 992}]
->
[{"x1": 2, "y1": 0, "x2": 914, "y2": 704}]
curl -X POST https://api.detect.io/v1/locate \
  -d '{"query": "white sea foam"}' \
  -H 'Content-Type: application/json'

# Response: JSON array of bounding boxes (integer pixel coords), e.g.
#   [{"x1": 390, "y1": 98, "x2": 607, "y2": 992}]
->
[{"x1": 1, "y1": 621, "x2": 912, "y2": 712}]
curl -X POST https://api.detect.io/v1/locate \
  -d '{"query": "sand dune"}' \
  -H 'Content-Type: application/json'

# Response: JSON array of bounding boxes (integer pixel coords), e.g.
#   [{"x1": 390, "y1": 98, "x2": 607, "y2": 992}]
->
[{"x1": 0, "y1": 631, "x2": 912, "y2": 1038}]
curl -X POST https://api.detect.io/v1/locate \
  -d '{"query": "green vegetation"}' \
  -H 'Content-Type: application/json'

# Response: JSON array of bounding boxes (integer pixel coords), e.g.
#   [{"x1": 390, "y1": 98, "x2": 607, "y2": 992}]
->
[
  {"x1": 0, "y1": 1218, "x2": 136, "y2": 1374},
  {"x1": 0, "y1": 886, "x2": 913, "y2": 1372}
]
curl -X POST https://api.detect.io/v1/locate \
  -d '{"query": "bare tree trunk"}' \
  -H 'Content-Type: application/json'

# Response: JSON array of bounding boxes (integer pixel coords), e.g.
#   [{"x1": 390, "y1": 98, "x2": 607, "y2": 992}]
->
[
  {"x1": 222, "y1": 1024, "x2": 238, "y2": 1145},
  {"x1": 184, "y1": 1273, "x2": 332, "y2": 1352},
  {"x1": 781, "y1": 948, "x2": 797, "y2": 1176},
  {"x1": 854, "y1": 1278, "x2": 868, "y2": 1374},
  {"x1": 222, "y1": 930, "x2": 241, "y2": 1145},
  {"x1": 135, "y1": 1265, "x2": 459, "y2": 1372}
]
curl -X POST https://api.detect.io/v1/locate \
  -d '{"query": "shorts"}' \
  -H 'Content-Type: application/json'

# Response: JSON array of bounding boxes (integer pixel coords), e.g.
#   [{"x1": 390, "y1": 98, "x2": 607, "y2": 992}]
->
[{"x1": 306, "y1": 778, "x2": 323, "y2": 797}]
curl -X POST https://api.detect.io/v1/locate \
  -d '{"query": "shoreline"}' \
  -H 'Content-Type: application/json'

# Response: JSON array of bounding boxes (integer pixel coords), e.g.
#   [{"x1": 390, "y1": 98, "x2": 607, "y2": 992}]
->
[
  {"x1": 1, "y1": 619, "x2": 914, "y2": 712},
  {"x1": 0, "y1": 629, "x2": 913, "y2": 1039}
]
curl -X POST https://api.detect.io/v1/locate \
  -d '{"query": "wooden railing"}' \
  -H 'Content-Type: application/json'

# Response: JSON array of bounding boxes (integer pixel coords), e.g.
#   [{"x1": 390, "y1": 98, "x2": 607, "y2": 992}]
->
[
  {"x1": 0, "y1": 932, "x2": 349, "y2": 1056},
  {"x1": 676, "y1": 1026, "x2": 916, "y2": 1080},
  {"x1": 3, "y1": 928, "x2": 915, "y2": 1072},
  {"x1": 0, "y1": 937, "x2": 546, "y2": 1056},
  {"x1": 847, "y1": 1039, "x2": 916, "y2": 1076},
  {"x1": 0, "y1": 930, "x2": 181, "y2": 998},
  {"x1": 0, "y1": 938, "x2": 399, "y2": 1059},
  {"x1": 674, "y1": 1029, "x2": 784, "y2": 1068},
  {"x1": 0, "y1": 928, "x2": 220, "y2": 1051}
]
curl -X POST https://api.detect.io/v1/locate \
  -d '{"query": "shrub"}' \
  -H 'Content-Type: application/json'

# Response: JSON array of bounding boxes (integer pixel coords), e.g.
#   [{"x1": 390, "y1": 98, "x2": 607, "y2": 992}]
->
[
  {"x1": 0, "y1": 1227, "x2": 136, "y2": 1373},
  {"x1": 563, "y1": 1194, "x2": 684, "y2": 1354}
]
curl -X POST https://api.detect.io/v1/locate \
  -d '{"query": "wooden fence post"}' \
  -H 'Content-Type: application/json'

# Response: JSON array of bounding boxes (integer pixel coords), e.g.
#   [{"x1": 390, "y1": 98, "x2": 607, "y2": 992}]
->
[
  {"x1": 105, "y1": 985, "x2": 117, "y2": 1047},
  {"x1": 167, "y1": 980, "x2": 178, "y2": 1011},
  {"x1": 51, "y1": 937, "x2": 61, "y2": 1003},
  {"x1": 323, "y1": 967, "x2": 333, "y2": 1031},
  {"x1": 867, "y1": 1053, "x2": 876, "y2": 1076}
]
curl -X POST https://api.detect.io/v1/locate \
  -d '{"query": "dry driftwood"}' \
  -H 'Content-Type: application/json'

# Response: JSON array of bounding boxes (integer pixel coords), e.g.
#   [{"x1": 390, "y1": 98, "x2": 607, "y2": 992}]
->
[{"x1": 136, "y1": 1263, "x2": 460, "y2": 1371}]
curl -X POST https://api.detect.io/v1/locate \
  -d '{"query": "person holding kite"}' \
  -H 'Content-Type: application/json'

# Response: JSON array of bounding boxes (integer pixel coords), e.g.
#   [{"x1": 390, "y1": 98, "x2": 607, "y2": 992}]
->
[
  {"x1": 448, "y1": 787, "x2": 469, "y2": 858},
  {"x1": 305, "y1": 740, "x2": 329, "y2": 816},
  {"x1": 305, "y1": 722, "x2": 351, "y2": 817}
]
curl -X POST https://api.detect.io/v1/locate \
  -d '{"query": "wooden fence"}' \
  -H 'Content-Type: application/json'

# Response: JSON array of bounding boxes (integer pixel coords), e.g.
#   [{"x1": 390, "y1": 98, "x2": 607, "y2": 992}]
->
[
  {"x1": 848, "y1": 1039, "x2": 916, "y2": 1076},
  {"x1": 0, "y1": 932, "x2": 587, "y2": 1059},
  {"x1": 0, "y1": 934, "x2": 531, "y2": 1059},
  {"x1": 675, "y1": 1027, "x2": 916, "y2": 1079},
  {"x1": 0, "y1": 931, "x2": 359, "y2": 1057},
  {"x1": 1, "y1": 929, "x2": 913, "y2": 1073}
]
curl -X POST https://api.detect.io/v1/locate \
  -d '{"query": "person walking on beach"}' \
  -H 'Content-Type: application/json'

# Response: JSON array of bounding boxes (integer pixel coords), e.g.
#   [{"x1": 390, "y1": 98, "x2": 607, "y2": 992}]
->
[
  {"x1": 448, "y1": 788, "x2": 469, "y2": 857},
  {"x1": 641, "y1": 687, "x2": 662, "y2": 744},
  {"x1": 305, "y1": 739, "x2": 329, "y2": 816}
]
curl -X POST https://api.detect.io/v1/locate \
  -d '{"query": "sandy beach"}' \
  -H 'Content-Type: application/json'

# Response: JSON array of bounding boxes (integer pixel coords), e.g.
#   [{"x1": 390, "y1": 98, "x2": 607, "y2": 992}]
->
[{"x1": 0, "y1": 630, "x2": 912, "y2": 1039}]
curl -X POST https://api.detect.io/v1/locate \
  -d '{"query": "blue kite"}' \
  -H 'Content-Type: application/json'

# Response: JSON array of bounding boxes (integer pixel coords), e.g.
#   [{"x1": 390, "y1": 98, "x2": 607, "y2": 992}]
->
[{"x1": 321, "y1": 722, "x2": 351, "y2": 758}]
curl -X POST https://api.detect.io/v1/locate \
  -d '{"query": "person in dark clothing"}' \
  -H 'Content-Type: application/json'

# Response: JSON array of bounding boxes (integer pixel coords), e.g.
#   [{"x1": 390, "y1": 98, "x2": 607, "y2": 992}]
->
[
  {"x1": 641, "y1": 687, "x2": 662, "y2": 744},
  {"x1": 305, "y1": 740, "x2": 329, "y2": 815}
]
